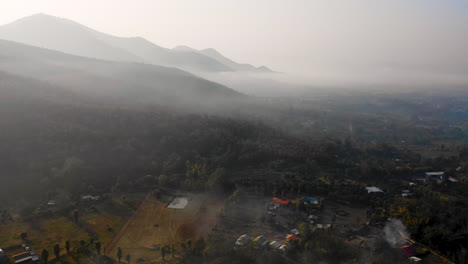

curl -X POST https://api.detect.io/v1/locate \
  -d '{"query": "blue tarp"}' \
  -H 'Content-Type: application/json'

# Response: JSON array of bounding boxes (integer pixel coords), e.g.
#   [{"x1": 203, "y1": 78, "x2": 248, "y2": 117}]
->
[{"x1": 304, "y1": 197, "x2": 317, "y2": 201}]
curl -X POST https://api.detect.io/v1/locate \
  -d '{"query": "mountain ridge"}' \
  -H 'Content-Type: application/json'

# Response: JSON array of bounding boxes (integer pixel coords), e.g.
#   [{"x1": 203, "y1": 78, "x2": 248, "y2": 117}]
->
[
  {"x1": 0, "y1": 38, "x2": 244, "y2": 107},
  {"x1": 0, "y1": 13, "x2": 272, "y2": 73}
]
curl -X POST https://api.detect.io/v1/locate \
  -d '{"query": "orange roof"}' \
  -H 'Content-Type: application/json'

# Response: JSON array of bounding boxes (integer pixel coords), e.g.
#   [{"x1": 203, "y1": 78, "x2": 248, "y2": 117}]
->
[
  {"x1": 272, "y1": 198, "x2": 289, "y2": 205},
  {"x1": 400, "y1": 245, "x2": 416, "y2": 257},
  {"x1": 286, "y1": 234, "x2": 299, "y2": 240}
]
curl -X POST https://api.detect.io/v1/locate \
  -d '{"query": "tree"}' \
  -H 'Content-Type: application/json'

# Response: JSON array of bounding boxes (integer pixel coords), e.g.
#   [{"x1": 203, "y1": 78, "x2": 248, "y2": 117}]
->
[
  {"x1": 53, "y1": 244, "x2": 60, "y2": 259},
  {"x1": 41, "y1": 249, "x2": 49, "y2": 264},
  {"x1": 117, "y1": 247, "x2": 122, "y2": 262},
  {"x1": 161, "y1": 246, "x2": 165, "y2": 260},
  {"x1": 65, "y1": 240, "x2": 70, "y2": 254},
  {"x1": 158, "y1": 174, "x2": 169, "y2": 187},
  {"x1": 194, "y1": 238, "x2": 206, "y2": 256},
  {"x1": 95, "y1": 241, "x2": 102, "y2": 255},
  {"x1": 125, "y1": 254, "x2": 131, "y2": 264},
  {"x1": 72, "y1": 209, "x2": 79, "y2": 223}
]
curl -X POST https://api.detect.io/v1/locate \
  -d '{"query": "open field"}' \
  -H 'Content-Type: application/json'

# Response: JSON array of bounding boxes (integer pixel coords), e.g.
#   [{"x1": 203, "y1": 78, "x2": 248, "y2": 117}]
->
[
  {"x1": 0, "y1": 196, "x2": 135, "y2": 262},
  {"x1": 106, "y1": 193, "x2": 224, "y2": 262},
  {"x1": 0, "y1": 217, "x2": 90, "y2": 256}
]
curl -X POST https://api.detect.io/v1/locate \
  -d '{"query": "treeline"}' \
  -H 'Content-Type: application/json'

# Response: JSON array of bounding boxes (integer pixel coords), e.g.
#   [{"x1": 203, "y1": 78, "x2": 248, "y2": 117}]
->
[{"x1": 0, "y1": 89, "x2": 318, "y2": 204}]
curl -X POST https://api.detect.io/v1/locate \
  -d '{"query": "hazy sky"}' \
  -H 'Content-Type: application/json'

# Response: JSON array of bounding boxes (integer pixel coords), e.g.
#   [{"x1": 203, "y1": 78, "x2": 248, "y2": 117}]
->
[{"x1": 1, "y1": 0, "x2": 468, "y2": 84}]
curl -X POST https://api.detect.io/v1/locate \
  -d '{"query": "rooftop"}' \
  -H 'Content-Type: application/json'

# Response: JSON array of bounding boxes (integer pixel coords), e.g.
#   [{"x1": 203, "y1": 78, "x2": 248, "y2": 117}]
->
[{"x1": 365, "y1": 187, "x2": 383, "y2": 193}]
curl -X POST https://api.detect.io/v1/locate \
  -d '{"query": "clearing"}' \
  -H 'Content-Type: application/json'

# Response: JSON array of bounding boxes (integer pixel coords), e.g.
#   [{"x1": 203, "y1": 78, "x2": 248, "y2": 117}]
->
[{"x1": 105, "y1": 193, "x2": 223, "y2": 262}]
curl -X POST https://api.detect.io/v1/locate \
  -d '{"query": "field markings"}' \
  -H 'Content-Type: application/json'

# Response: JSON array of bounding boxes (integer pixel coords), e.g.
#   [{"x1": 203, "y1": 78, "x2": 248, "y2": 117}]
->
[{"x1": 104, "y1": 192, "x2": 151, "y2": 256}]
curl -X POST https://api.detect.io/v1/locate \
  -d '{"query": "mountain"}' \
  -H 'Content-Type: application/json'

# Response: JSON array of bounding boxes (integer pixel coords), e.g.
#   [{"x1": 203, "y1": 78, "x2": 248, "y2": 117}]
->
[
  {"x1": 0, "y1": 14, "x2": 272, "y2": 73},
  {"x1": 0, "y1": 13, "x2": 232, "y2": 72},
  {"x1": 0, "y1": 13, "x2": 140, "y2": 62},
  {"x1": 173, "y1": 46, "x2": 274, "y2": 72},
  {"x1": 198, "y1": 48, "x2": 274, "y2": 73},
  {"x1": 0, "y1": 39, "x2": 243, "y2": 107}
]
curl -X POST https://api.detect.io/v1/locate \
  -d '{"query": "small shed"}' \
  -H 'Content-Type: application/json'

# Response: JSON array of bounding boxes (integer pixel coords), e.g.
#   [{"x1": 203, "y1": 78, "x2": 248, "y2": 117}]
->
[
  {"x1": 425, "y1": 172, "x2": 444, "y2": 177},
  {"x1": 278, "y1": 244, "x2": 288, "y2": 253},
  {"x1": 304, "y1": 196, "x2": 319, "y2": 204},
  {"x1": 401, "y1": 190, "x2": 413, "y2": 197},
  {"x1": 290, "y1": 229, "x2": 300, "y2": 236},
  {"x1": 448, "y1": 177, "x2": 459, "y2": 183},
  {"x1": 268, "y1": 241, "x2": 282, "y2": 250},
  {"x1": 425, "y1": 172, "x2": 444, "y2": 181},
  {"x1": 400, "y1": 245, "x2": 416, "y2": 257},
  {"x1": 254, "y1": 235, "x2": 269, "y2": 247},
  {"x1": 235, "y1": 235, "x2": 251, "y2": 247},
  {"x1": 272, "y1": 198, "x2": 289, "y2": 205},
  {"x1": 12, "y1": 251, "x2": 40, "y2": 264},
  {"x1": 308, "y1": 215, "x2": 318, "y2": 220},
  {"x1": 365, "y1": 187, "x2": 384, "y2": 193},
  {"x1": 286, "y1": 234, "x2": 299, "y2": 241},
  {"x1": 409, "y1": 256, "x2": 422, "y2": 262},
  {"x1": 0, "y1": 248, "x2": 6, "y2": 261}
]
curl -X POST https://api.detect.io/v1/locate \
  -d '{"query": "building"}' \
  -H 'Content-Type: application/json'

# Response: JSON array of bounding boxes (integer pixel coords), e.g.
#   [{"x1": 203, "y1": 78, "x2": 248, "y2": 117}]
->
[
  {"x1": 277, "y1": 244, "x2": 288, "y2": 253},
  {"x1": 425, "y1": 172, "x2": 444, "y2": 182},
  {"x1": 290, "y1": 229, "x2": 300, "y2": 236},
  {"x1": 286, "y1": 234, "x2": 299, "y2": 241},
  {"x1": 399, "y1": 245, "x2": 416, "y2": 257},
  {"x1": 272, "y1": 198, "x2": 289, "y2": 205},
  {"x1": 425, "y1": 172, "x2": 444, "y2": 178},
  {"x1": 12, "y1": 251, "x2": 40, "y2": 264},
  {"x1": 408, "y1": 256, "x2": 422, "y2": 262},
  {"x1": 365, "y1": 187, "x2": 384, "y2": 193},
  {"x1": 401, "y1": 190, "x2": 413, "y2": 198},
  {"x1": 253, "y1": 235, "x2": 269, "y2": 247},
  {"x1": 0, "y1": 248, "x2": 6, "y2": 263},
  {"x1": 304, "y1": 196, "x2": 319, "y2": 205},
  {"x1": 268, "y1": 241, "x2": 282, "y2": 251},
  {"x1": 235, "y1": 235, "x2": 251, "y2": 247},
  {"x1": 448, "y1": 176, "x2": 459, "y2": 183},
  {"x1": 81, "y1": 195, "x2": 100, "y2": 201}
]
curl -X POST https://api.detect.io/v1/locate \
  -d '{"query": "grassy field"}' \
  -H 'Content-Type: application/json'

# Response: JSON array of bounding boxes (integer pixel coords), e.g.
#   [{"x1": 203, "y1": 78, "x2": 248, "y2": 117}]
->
[
  {"x1": 0, "y1": 193, "x2": 222, "y2": 263},
  {"x1": 0, "y1": 217, "x2": 90, "y2": 255},
  {"x1": 0, "y1": 196, "x2": 136, "y2": 262},
  {"x1": 106, "y1": 194, "x2": 224, "y2": 263}
]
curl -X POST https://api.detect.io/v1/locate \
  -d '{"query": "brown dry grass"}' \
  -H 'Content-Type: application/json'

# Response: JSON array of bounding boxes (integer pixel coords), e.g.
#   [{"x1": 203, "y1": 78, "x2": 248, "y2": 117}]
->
[{"x1": 106, "y1": 194, "x2": 223, "y2": 262}]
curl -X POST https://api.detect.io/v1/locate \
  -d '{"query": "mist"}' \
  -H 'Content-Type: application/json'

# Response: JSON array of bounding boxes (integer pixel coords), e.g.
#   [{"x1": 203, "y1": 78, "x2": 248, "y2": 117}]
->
[
  {"x1": 0, "y1": 3, "x2": 467, "y2": 264},
  {"x1": 1, "y1": 0, "x2": 467, "y2": 91},
  {"x1": 383, "y1": 219, "x2": 410, "y2": 247}
]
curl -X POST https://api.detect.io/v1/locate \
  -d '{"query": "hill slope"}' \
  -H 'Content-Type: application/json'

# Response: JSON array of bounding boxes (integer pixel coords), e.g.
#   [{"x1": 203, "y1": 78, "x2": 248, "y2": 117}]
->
[
  {"x1": 199, "y1": 48, "x2": 274, "y2": 72},
  {"x1": 0, "y1": 39, "x2": 243, "y2": 106},
  {"x1": 0, "y1": 13, "x2": 273, "y2": 73},
  {"x1": 0, "y1": 13, "x2": 232, "y2": 72}
]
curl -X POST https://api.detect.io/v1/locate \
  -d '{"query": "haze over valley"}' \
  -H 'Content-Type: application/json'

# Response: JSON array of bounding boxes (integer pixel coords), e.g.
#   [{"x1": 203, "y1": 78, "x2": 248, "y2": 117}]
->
[{"x1": 0, "y1": 2, "x2": 467, "y2": 264}]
